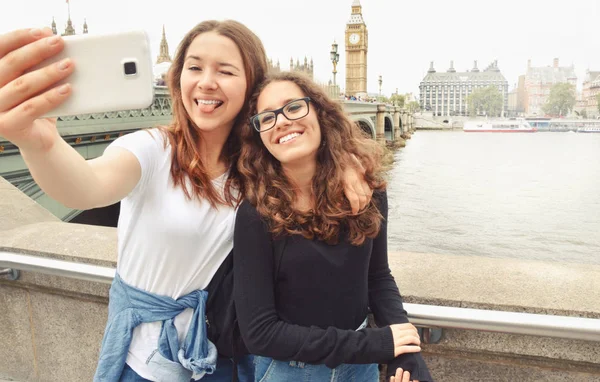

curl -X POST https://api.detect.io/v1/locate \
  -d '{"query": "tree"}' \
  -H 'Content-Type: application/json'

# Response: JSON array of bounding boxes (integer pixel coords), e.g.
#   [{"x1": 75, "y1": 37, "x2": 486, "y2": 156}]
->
[
  {"x1": 542, "y1": 83, "x2": 576, "y2": 117},
  {"x1": 389, "y1": 94, "x2": 405, "y2": 108},
  {"x1": 467, "y1": 86, "x2": 503, "y2": 117},
  {"x1": 406, "y1": 101, "x2": 420, "y2": 113}
]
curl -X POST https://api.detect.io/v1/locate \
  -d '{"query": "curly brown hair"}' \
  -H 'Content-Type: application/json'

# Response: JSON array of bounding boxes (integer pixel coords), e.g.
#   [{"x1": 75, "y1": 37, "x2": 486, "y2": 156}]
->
[
  {"x1": 158, "y1": 20, "x2": 267, "y2": 207},
  {"x1": 238, "y1": 72, "x2": 387, "y2": 246}
]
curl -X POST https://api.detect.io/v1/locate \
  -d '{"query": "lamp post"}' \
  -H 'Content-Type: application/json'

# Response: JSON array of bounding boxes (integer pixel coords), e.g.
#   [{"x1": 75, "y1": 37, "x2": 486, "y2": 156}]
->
[
  {"x1": 330, "y1": 40, "x2": 339, "y2": 87},
  {"x1": 378, "y1": 75, "x2": 383, "y2": 97}
]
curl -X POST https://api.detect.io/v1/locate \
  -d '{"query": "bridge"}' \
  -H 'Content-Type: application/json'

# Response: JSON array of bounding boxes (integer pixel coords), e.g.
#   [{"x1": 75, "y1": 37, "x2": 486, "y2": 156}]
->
[{"x1": 0, "y1": 86, "x2": 415, "y2": 222}]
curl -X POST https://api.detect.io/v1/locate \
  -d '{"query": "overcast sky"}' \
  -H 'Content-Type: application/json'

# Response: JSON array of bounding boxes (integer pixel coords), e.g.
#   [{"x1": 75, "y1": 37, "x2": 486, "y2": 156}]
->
[{"x1": 2, "y1": 0, "x2": 599, "y2": 96}]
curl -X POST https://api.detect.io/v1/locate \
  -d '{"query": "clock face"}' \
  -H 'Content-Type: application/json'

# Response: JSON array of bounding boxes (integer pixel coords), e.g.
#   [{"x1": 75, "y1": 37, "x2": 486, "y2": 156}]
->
[{"x1": 349, "y1": 33, "x2": 360, "y2": 44}]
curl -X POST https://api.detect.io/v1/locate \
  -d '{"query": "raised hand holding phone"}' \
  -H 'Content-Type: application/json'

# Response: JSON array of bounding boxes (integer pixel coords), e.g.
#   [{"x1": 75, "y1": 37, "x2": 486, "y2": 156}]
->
[
  {"x1": 0, "y1": 27, "x2": 150, "y2": 211},
  {"x1": 0, "y1": 28, "x2": 154, "y2": 152}
]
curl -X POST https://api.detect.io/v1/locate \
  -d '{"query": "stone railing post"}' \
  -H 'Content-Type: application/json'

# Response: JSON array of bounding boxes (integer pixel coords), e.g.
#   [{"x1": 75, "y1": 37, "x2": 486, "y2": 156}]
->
[
  {"x1": 400, "y1": 109, "x2": 407, "y2": 131},
  {"x1": 400, "y1": 112, "x2": 408, "y2": 136},
  {"x1": 376, "y1": 104, "x2": 386, "y2": 144},
  {"x1": 393, "y1": 106, "x2": 402, "y2": 139},
  {"x1": 392, "y1": 106, "x2": 407, "y2": 147}
]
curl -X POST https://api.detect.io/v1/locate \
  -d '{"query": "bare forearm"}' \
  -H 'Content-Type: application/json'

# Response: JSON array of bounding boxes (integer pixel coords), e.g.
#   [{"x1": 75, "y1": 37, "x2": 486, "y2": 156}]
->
[{"x1": 21, "y1": 137, "x2": 104, "y2": 209}]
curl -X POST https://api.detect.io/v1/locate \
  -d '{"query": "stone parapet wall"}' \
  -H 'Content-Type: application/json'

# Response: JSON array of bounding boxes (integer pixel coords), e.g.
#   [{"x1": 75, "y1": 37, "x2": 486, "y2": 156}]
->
[
  {"x1": 0, "y1": 178, "x2": 58, "y2": 232},
  {"x1": 390, "y1": 252, "x2": 600, "y2": 380}
]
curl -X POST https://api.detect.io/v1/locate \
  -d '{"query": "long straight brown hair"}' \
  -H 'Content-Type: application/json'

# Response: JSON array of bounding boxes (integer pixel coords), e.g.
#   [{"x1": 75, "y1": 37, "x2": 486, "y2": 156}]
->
[{"x1": 160, "y1": 20, "x2": 267, "y2": 207}]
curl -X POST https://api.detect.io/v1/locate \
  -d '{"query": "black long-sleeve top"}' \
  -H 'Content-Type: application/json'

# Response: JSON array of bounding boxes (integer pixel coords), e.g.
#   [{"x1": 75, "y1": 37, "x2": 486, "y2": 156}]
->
[{"x1": 233, "y1": 191, "x2": 432, "y2": 380}]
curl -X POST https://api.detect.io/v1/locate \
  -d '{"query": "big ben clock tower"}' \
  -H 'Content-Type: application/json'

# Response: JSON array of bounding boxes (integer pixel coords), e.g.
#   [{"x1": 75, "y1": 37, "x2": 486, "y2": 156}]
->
[{"x1": 345, "y1": 0, "x2": 368, "y2": 97}]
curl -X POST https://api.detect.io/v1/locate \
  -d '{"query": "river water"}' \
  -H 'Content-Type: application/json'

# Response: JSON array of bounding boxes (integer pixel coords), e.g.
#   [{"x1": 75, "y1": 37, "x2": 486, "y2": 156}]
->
[{"x1": 386, "y1": 131, "x2": 600, "y2": 265}]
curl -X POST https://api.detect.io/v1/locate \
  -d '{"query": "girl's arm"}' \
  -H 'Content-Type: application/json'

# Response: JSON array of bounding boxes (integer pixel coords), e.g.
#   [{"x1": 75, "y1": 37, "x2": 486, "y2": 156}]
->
[
  {"x1": 23, "y1": 142, "x2": 141, "y2": 209},
  {"x1": 0, "y1": 29, "x2": 141, "y2": 209}
]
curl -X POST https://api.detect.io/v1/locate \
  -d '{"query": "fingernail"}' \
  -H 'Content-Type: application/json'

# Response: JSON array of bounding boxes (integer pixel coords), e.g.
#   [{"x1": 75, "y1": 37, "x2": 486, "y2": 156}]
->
[
  {"x1": 57, "y1": 59, "x2": 70, "y2": 71},
  {"x1": 58, "y1": 84, "x2": 70, "y2": 95},
  {"x1": 48, "y1": 36, "x2": 61, "y2": 46},
  {"x1": 30, "y1": 28, "x2": 42, "y2": 38}
]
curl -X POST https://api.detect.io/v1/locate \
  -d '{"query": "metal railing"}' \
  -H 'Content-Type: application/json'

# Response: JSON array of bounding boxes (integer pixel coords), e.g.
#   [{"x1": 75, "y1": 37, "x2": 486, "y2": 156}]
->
[
  {"x1": 2, "y1": 250, "x2": 600, "y2": 342},
  {"x1": 0, "y1": 251, "x2": 115, "y2": 284}
]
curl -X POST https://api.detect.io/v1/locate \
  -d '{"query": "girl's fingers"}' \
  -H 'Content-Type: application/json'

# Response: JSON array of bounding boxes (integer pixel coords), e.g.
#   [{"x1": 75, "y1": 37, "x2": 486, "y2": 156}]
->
[
  {"x1": 409, "y1": 334, "x2": 422, "y2": 346},
  {"x1": 394, "y1": 332, "x2": 421, "y2": 347},
  {"x1": 396, "y1": 345, "x2": 421, "y2": 355},
  {"x1": 355, "y1": 180, "x2": 369, "y2": 211},
  {"x1": 390, "y1": 367, "x2": 404, "y2": 382},
  {"x1": 393, "y1": 327, "x2": 419, "y2": 338},
  {"x1": 394, "y1": 345, "x2": 422, "y2": 357},
  {"x1": 347, "y1": 189, "x2": 360, "y2": 214},
  {"x1": 0, "y1": 28, "x2": 53, "y2": 58},
  {"x1": 0, "y1": 58, "x2": 73, "y2": 112},
  {"x1": 361, "y1": 181, "x2": 373, "y2": 207},
  {"x1": 0, "y1": 34, "x2": 65, "y2": 87},
  {"x1": 402, "y1": 370, "x2": 410, "y2": 382},
  {"x1": 0, "y1": 83, "x2": 71, "y2": 139}
]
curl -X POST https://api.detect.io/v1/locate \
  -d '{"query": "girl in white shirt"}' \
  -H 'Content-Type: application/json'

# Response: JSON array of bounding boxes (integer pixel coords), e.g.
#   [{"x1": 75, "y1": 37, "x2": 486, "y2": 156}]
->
[{"x1": 0, "y1": 21, "x2": 369, "y2": 382}]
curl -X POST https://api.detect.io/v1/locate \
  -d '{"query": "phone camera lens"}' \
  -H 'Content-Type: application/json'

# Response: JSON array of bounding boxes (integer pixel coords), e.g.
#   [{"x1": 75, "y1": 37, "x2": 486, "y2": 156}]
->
[{"x1": 124, "y1": 62, "x2": 137, "y2": 76}]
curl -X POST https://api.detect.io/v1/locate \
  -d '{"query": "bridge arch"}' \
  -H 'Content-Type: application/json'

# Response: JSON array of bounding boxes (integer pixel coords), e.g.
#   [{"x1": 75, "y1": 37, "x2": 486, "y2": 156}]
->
[
  {"x1": 352, "y1": 117, "x2": 375, "y2": 139},
  {"x1": 384, "y1": 115, "x2": 394, "y2": 140}
]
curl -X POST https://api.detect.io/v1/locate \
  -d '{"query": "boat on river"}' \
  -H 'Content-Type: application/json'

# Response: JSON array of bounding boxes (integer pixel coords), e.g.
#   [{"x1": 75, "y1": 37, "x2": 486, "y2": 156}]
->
[
  {"x1": 463, "y1": 119, "x2": 537, "y2": 133},
  {"x1": 576, "y1": 126, "x2": 600, "y2": 133},
  {"x1": 527, "y1": 118, "x2": 600, "y2": 132}
]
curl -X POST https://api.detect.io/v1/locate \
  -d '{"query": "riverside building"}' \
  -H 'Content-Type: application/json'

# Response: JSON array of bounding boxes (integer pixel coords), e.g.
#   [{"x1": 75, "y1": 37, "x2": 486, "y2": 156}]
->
[
  {"x1": 419, "y1": 61, "x2": 509, "y2": 117},
  {"x1": 517, "y1": 58, "x2": 577, "y2": 117}
]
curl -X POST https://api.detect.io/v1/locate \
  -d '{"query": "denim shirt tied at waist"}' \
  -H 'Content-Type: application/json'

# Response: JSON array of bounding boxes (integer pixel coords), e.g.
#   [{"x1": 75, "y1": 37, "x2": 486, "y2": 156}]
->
[{"x1": 93, "y1": 273, "x2": 218, "y2": 382}]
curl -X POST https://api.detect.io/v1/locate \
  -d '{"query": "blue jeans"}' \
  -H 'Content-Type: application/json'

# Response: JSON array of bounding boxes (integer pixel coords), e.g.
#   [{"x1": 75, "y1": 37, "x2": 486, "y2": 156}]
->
[
  {"x1": 119, "y1": 355, "x2": 255, "y2": 381},
  {"x1": 254, "y1": 356, "x2": 379, "y2": 382}
]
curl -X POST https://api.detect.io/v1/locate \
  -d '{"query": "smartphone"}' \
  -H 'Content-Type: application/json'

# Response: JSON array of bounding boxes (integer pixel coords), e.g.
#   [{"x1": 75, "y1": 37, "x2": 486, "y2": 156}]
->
[{"x1": 34, "y1": 31, "x2": 155, "y2": 118}]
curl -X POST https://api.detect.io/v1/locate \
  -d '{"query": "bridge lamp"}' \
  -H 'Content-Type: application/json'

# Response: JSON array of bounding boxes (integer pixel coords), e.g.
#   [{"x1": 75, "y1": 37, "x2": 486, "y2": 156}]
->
[
  {"x1": 378, "y1": 75, "x2": 383, "y2": 97},
  {"x1": 330, "y1": 40, "x2": 340, "y2": 87}
]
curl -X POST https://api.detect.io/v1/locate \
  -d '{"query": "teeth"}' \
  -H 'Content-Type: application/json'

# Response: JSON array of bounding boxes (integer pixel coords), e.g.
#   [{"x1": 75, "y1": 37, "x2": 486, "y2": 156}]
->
[
  {"x1": 196, "y1": 99, "x2": 222, "y2": 105},
  {"x1": 279, "y1": 132, "x2": 301, "y2": 144}
]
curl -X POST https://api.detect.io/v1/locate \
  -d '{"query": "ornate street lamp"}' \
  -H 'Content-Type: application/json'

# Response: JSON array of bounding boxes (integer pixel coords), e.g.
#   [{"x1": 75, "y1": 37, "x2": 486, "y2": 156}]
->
[
  {"x1": 330, "y1": 40, "x2": 340, "y2": 87},
  {"x1": 378, "y1": 75, "x2": 383, "y2": 97}
]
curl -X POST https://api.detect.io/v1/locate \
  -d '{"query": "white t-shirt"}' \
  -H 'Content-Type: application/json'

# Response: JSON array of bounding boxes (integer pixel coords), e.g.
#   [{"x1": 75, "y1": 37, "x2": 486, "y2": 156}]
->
[{"x1": 106, "y1": 129, "x2": 237, "y2": 380}]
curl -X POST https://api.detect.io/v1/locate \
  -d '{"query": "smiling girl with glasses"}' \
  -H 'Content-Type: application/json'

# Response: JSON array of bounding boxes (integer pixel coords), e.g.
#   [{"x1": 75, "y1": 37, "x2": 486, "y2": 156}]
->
[{"x1": 234, "y1": 71, "x2": 432, "y2": 382}]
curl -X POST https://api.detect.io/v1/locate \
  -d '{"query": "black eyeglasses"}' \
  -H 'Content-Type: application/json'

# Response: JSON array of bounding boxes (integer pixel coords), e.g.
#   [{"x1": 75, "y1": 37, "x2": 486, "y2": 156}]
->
[{"x1": 250, "y1": 97, "x2": 311, "y2": 132}]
